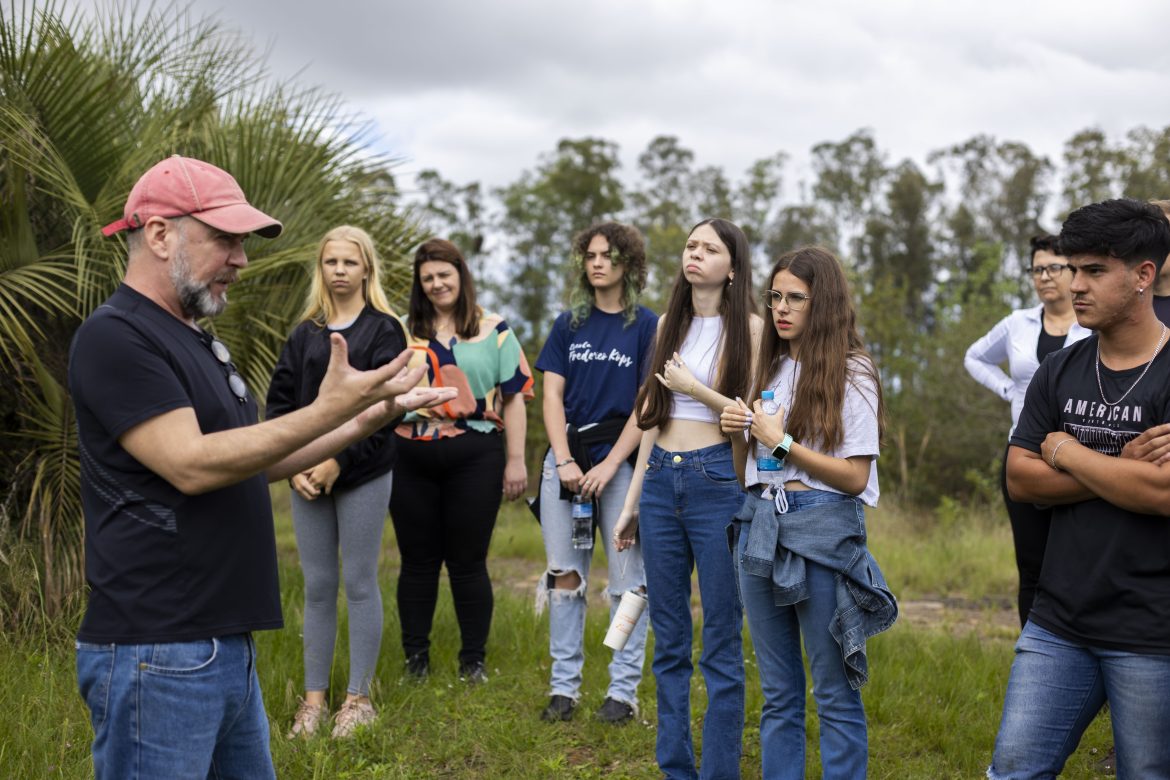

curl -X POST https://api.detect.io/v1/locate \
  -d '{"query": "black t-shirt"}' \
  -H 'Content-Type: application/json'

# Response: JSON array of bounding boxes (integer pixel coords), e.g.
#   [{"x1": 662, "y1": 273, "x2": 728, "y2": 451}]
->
[
  {"x1": 68, "y1": 285, "x2": 282, "y2": 643},
  {"x1": 1011, "y1": 335, "x2": 1170, "y2": 653},
  {"x1": 1153, "y1": 295, "x2": 1170, "y2": 327},
  {"x1": 266, "y1": 306, "x2": 405, "y2": 489},
  {"x1": 1036, "y1": 328, "x2": 1065, "y2": 364}
]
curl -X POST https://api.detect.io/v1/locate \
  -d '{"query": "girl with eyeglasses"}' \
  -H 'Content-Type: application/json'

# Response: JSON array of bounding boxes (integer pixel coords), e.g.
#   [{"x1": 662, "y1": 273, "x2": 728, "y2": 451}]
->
[
  {"x1": 964, "y1": 235, "x2": 1091, "y2": 626},
  {"x1": 720, "y1": 246, "x2": 896, "y2": 780},
  {"x1": 267, "y1": 226, "x2": 408, "y2": 739},
  {"x1": 614, "y1": 218, "x2": 762, "y2": 780}
]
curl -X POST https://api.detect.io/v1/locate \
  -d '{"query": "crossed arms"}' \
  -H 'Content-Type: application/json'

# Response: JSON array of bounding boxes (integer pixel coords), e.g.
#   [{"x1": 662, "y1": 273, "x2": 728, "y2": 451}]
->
[{"x1": 1007, "y1": 423, "x2": 1170, "y2": 515}]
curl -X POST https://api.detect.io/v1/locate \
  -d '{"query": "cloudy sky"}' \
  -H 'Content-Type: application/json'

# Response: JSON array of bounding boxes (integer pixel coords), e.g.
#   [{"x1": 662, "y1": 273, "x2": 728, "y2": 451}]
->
[{"x1": 72, "y1": 0, "x2": 1170, "y2": 195}]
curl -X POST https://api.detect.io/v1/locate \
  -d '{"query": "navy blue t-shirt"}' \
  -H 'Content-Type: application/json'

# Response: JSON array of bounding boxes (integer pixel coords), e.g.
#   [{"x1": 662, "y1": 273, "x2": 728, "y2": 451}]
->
[
  {"x1": 69, "y1": 285, "x2": 282, "y2": 644},
  {"x1": 536, "y1": 306, "x2": 658, "y2": 462}
]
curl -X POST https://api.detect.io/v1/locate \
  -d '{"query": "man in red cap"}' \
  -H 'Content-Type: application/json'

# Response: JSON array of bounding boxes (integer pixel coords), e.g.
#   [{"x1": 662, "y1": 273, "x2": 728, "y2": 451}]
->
[{"x1": 70, "y1": 156, "x2": 453, "y2": 778}]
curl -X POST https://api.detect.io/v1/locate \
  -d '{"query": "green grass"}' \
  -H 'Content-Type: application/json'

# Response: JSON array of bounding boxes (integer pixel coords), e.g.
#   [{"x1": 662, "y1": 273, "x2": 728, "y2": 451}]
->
[{"x1": 0, "y1": 495, "x2": 1116, "y2": 778}]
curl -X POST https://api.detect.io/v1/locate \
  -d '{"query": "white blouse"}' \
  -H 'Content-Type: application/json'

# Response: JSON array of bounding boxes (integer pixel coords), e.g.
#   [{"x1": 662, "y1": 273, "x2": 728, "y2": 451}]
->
[{"x1": 964, "y1": 304, "x2": 1091, "y2": 436}]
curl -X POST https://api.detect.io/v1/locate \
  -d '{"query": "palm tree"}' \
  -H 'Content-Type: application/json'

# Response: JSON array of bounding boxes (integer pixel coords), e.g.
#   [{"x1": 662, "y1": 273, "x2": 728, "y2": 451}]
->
[{"x1": 0, "y1": 0, "x2": 417, "y2": 625}]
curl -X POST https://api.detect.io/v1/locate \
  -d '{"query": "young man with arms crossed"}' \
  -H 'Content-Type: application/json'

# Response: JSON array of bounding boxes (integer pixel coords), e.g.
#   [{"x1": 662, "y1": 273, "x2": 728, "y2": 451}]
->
[{"x1": 989, "y1": 198, "x2": 1170, "y2": 779}]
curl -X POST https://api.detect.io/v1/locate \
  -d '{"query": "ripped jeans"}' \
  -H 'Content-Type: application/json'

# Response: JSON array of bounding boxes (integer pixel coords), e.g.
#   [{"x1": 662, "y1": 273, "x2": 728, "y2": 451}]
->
[{"x1": 536, "y1": 450, "x2": 647, "y2": 706}]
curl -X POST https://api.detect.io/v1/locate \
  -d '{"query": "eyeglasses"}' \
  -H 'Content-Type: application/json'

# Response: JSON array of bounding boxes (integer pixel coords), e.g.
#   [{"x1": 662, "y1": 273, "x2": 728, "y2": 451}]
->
[
  {"x1": 1028, "y1": 263, "x2": 1069, "y2": 278},
  {"x1": 207, "y1": 336, "x2": 249, "y2": 404},
  {"x1": 762, "y1": 290, "x2": 811, "y2": 311}
]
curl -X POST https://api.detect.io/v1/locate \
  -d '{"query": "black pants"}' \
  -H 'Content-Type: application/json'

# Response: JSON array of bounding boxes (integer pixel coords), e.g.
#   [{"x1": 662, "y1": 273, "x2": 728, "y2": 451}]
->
[
  {"x1": 1000, "y1": 445, "x2": 1052, "y2": 627},
  {"x1": 390, "y1": 431, "x2": 505, "y2": 666}
]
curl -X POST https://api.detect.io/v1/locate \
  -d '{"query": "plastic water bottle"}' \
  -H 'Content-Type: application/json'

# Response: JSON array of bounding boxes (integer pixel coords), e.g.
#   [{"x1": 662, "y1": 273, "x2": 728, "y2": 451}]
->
[
  {"x1": 571, "y1": 494, "x2": 594, "y2": 550},
  {"x1": 756, "y1": 390, "x2": 783, "y2": 475}
]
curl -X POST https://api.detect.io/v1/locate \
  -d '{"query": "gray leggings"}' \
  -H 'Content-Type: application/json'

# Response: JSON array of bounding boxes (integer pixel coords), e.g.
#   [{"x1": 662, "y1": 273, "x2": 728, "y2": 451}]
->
[{"x1": 291, "y1": 472, "x2": 392, "y2": 696}]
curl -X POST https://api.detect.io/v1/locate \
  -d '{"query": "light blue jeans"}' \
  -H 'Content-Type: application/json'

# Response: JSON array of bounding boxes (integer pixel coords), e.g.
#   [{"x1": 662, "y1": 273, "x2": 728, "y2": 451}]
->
[
  {"x1": 640, "y1": 442, "x2": 745, "y2": 780},
  {"x1": 989, "y1": 620, "x2": 1170, "y2": 779},
  {"x1": 538, "y1": 450, "x2": 646, "y2": 706},
  {"x1": 736, "y1": 489, "x2": 868, "y2": 780},
  {"x1": 76, "y1": 634, "x2": 274, "y2": 780}
]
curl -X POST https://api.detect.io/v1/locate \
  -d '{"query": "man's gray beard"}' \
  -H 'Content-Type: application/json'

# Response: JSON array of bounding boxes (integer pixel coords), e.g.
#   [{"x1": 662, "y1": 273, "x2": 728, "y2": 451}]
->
[{"x1": 170, "y1": 244, "x2": 226, "y2": 319}]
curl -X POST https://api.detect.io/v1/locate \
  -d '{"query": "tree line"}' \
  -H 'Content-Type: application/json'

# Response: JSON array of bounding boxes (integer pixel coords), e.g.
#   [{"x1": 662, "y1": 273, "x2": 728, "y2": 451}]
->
[{"x1": 413, "y1": 127, "x2": 1170, "y2": 506}]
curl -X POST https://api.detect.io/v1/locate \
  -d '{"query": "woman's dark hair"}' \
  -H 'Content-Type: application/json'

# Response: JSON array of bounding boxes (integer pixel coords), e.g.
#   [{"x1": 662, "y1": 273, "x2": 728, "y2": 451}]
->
[
  {"x1": 1028, "y1": 234, "x2": 1060, "y2": 262},
  {"x1": 408, "y1": 238, "x2": 480, "y2": 340},
  {"x1": 751, "y1": 246, "x2": 884, "y2": 450},
  {"x1": 567, "y1": 222, "x2": 648, "y2": 328},
  {"x1": 636, "y1": 218, "x2": 755, "y2": 430}
]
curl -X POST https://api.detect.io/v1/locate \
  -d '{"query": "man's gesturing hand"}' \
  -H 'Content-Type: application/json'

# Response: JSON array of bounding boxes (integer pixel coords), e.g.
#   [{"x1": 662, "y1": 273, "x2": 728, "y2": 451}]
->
[{"x1": 316, "y1": 336, "x2": 425, "y2": 417}]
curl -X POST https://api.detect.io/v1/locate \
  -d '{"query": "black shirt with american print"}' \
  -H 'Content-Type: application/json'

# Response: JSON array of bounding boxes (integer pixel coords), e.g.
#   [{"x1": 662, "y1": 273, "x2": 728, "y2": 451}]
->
[{"x1": 1011, "y1": 333, "x2": 1170, "y2": 654}]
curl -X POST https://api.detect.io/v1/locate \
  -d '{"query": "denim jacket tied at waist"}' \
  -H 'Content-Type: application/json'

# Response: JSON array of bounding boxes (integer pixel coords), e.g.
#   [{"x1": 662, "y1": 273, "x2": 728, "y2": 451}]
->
[{"x1": 734, "y1": 489, "x2": 898, "y2": 690}]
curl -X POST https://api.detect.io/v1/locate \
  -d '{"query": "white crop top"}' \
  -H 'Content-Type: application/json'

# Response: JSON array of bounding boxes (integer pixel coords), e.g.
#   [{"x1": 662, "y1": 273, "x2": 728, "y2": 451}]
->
[{"x1": 671, "y1": 315, "x2": 723, "y2": 423}]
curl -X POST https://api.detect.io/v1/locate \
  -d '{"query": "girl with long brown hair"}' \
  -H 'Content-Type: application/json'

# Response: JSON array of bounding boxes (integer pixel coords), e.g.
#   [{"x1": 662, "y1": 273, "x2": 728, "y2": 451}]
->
[
  {"x1": 720, "y1": 246, "x2": 897, "y2": 779},
  {"x1": 614, "y1": 218, "x2": 761, "y2": 780}
]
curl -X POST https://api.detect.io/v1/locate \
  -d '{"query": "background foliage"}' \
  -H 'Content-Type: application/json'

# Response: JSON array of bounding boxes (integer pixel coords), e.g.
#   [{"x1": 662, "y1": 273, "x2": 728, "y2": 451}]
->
[
  {"x1": 0, "y1": 0, "x2": 417, "y2": 624},
  {"x1": 3, "y1": 0, "x2": 1170, "y2": 636},
  {"x1": 417, "y1": 126, "x2": 1170, "y2": 510}
]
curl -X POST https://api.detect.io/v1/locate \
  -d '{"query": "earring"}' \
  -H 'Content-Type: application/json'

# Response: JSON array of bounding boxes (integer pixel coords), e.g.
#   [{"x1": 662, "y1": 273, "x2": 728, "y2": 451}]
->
[
  {"x1": 1139, "y1": 287, "x2": 1145, "y2": 296},
  {"x1": 727, "y1": 277, "x2": 734, "y2": 287}
]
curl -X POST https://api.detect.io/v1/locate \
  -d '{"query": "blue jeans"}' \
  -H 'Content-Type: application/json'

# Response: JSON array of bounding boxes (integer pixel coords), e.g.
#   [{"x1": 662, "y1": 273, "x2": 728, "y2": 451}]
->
[
  {"x1": 77, "y1": 634, "x2": 275, "y2": 780},
  {"x1": 736, "y1": 489, "x2": 867, "y2": 780},
  {"x1": 538, "y1": 450, "x2": 647, "y2": 706},
  {"x1": 989, "y1": 621, "x2": 1170, "y2": 779},
  {"x1": 640, "y1": 442, "x2": 745, "y2": 780}
]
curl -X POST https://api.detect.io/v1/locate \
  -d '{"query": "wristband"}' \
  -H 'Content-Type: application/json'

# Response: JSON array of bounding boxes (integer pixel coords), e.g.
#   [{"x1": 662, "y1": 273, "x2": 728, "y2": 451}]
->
[
  {"x1": 771, "y1": 433, "x2": 794, "y2": 464},
  {"x1": 556, "y1": 457, "x2": 576, "y2": 468},
  {"x1": 1049, "y1": 438, "x2": 1074, "y2": 470}
]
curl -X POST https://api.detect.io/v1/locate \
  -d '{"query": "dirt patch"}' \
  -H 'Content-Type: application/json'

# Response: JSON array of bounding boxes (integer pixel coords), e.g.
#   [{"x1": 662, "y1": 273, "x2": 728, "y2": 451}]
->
[
  {"x1": 487, "y1": 557, "x2": 1022, "y2": 641},
  {"x1": 897, "y1": 596, "x2": 1020, "y2": 640},
  {"x1": 333, "y1": 548, "x2": 1021, "y2": 641}
]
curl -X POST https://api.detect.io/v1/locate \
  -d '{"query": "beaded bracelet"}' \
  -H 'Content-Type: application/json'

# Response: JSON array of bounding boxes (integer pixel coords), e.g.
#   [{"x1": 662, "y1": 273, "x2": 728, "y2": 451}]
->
[
  {"x1": 1049, "y1": 438, "x2": 1074, "y2": 470},
  {"x1": 555, "y1": 457, "x2": 575, "y2": 468}
]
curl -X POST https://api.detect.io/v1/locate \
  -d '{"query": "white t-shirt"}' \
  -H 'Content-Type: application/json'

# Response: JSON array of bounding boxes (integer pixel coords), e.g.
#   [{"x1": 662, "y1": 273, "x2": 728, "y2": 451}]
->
[
  {"x1": 671, "y1": 315, "x2": 722, "y2": 424},
  {"x1": 746, "y1": 357, "x2": 881, "y2": 507}
]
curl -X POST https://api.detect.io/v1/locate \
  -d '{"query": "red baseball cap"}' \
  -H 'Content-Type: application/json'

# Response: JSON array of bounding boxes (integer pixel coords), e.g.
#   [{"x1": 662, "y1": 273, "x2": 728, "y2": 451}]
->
[{"x1": 102, "y1": 155, "x2": 283, "y2": 238}]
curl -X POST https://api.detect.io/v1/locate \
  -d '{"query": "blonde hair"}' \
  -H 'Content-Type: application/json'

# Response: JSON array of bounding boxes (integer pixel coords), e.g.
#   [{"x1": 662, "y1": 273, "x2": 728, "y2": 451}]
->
[
  {"x1": 298, "y1": 225, "x2": 395, "y2": 324},
  {"x1": 1151, "y1": 199, "x2": 1170, "y2": 217}
]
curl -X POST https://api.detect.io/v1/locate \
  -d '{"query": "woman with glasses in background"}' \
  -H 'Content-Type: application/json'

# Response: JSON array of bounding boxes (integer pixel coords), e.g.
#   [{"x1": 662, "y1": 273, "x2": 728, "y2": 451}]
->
[{"x1": 964, "y1": 235, "x2": 1091, "y2": 626}]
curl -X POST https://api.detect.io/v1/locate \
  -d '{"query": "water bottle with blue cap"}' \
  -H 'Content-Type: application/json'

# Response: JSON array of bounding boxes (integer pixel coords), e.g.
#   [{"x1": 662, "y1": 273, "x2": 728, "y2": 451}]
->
[{"x1": 756, "y1": 390, "x2": 782, "y2": 474}]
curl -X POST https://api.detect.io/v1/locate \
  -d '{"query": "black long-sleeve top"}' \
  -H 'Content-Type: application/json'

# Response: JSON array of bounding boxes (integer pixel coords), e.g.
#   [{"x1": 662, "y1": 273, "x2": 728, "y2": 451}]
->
[{"x1": 266, "y1": 306, "x2": 407, "y2": 490}]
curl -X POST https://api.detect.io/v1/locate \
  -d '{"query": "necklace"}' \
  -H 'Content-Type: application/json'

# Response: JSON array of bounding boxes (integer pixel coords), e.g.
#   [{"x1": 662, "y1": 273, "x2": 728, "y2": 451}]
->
[{"x1": 1095, "y1": 324, "x2": 1168, "y2": 406}]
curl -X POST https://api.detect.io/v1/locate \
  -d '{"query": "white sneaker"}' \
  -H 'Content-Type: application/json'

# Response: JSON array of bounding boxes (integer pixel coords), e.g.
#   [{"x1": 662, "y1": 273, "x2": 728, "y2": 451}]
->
[
  {"x1": 287, "y1": 699, "x2": 328, "y2": 739},
  {"x1": 331, "y1": 699, "x2": 376, "y2": 739}
]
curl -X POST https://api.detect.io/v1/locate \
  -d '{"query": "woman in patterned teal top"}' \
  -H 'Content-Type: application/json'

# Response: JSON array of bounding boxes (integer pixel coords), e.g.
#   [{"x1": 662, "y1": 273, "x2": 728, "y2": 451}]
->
[{"x1": 390, "y1": 238, "x2": 534, "y2": 682}]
